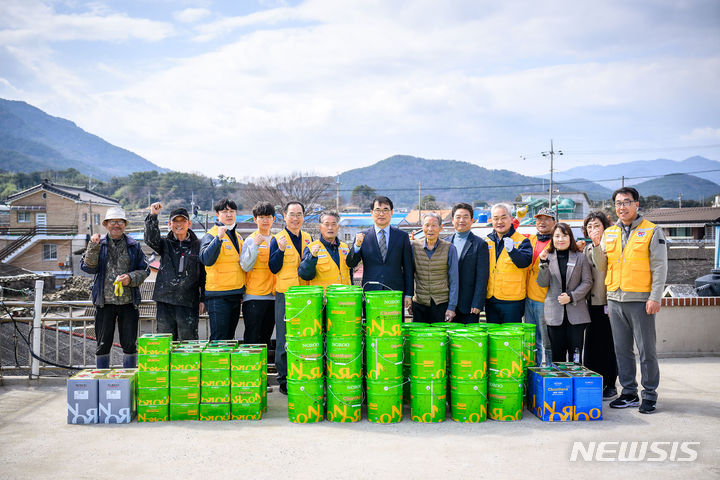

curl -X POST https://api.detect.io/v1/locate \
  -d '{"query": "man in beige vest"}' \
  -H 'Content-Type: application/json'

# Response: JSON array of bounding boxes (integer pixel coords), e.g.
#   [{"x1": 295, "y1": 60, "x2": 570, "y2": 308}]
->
[{"x1": 410, "y1": 212, "x2": 459, "y2": 323}]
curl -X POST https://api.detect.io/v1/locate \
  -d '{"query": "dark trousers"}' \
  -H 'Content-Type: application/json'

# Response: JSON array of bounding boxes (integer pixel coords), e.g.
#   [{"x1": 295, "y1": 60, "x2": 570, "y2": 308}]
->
[
  {"x1": 206, "y1": 294, "x2": 242, "y2": 340},
  {"x1": 156, "y1": 302, "x2": 199, "y2": 342},
  {"x1": 412, "y1": 299, "x2": 448, "y2": 324},
  {"x1": 547, "y1": 315, "x2": 586, "y2": 363},
  {"x1": 485, "y1": 298, "x2": 525, "y2": 324},
  {"x1": 584, "y1": 304, "x2": 618, "y2": 389},
  {"x1": 274, "y1": 292, "x2": 287, "y2": 385},
  {"x1": 454, "y1": 311, "x2": 480, "y2": 324},
  {"x1": 95, "y1": 303, "x2": 139, "y2": 356},
  {"x1": 241, "y1": 299, "x2": 275, "y2": 349}
]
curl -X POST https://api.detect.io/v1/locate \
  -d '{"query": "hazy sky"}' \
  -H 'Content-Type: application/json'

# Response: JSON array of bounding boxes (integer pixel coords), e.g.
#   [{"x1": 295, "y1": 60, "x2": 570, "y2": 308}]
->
[{"x1": 1, "y1": 0, "x2": 719, "y2": 180}]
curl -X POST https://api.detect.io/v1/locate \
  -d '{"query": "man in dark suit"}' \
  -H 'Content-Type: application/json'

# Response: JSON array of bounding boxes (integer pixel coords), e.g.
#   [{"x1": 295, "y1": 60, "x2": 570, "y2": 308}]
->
[
  {"x1": 346, "y1": 196, "x2": 414, "y2": 310},
  {"x1": 447, "y1": 203, "x2": 489, "y2": 324}
]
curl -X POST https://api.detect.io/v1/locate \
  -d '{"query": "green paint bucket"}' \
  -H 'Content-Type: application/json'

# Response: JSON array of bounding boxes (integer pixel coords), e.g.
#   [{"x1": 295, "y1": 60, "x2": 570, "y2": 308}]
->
[
  {"x1": 449, "y1": 330, "x2": 488, "y2": 380},
  {"x1": 364, "y1": 290, "x2": 403, "y2": 337},
  {"x1": 409, "y1": 329, "x2": 447, "y2": 379},
  {"x1": 463, "y1": 323, "x2": 489, "y2": 331},
  {"x1": 366, "y1": 378, "x2": 404, "y2": 423},
  {"x1": 287, "y1": 378, "x2": 325, "y2": 423},
  {"x1": 488, "y1": 331, "x2": 524, "y2": 379},
  {"x1": 326, "y1": 289, "x2": 363, "y2": 336},
  {"x1": 365, "y1": 335, "x2": 404, "y2": 380},
  {"x1": 326, "y1": 335, "x2": 363, "y2": 380},
  {"x1": 501, "y1": 323, "x2": 537, "y2": 370},
  {"x1": 286, "y1": 337, "x2": 324, "y2": 380},
  {"x1": 450, "y1": 377, "x2": 488, "y2": 423},
  {"x1": 285, "y1": 288, "x2": 324, "y2": 337},
  {"x1": 488, "y1": 376, "x2": 524, "y2": 421},
  {"x1": 326, "y1": 379, "x2": 363, "y2": 423},
  {"x1": 410, "y1": 378, "x2": 447, "y2": 423}
]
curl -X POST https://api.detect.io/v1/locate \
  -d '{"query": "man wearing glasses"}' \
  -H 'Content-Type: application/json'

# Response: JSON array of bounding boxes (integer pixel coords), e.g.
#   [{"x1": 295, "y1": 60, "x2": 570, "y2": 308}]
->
[
  {"x1": 592, "y1": 187, "x2": 668, "y2": 414},
  {"x1": 346, "y1": 196, "x2": 413, "y2": 312},
  {"x1": 269, "y1": 201, "x2": 312, "y2": 394},
  {"x1": 200, "y1": 198, "x2": 245, "y2": 341},
  {"x1": 298, "y1": 210, "x2": 352, "y2": 290}
]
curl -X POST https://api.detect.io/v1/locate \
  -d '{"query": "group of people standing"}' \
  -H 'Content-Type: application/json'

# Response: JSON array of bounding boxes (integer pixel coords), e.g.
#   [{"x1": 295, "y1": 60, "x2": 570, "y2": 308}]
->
[{"x1": 82, "y1": 187, "x2": 666, "y2": 414}]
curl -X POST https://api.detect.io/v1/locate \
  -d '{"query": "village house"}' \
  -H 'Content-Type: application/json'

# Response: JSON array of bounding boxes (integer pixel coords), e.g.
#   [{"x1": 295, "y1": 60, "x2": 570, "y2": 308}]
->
[{"x1": 0, "y1": 181, "x2": 120, "y2": 279}]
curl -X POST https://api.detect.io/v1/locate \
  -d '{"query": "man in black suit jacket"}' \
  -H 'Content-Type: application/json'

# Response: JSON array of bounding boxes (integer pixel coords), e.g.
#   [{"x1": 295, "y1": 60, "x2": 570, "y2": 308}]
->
[
  {"x1": 346, "y1": 196, "x2": 414, "y2": 310},
  {"x1": 447, "y1": 203, "x2": 489, "y2": 324}
]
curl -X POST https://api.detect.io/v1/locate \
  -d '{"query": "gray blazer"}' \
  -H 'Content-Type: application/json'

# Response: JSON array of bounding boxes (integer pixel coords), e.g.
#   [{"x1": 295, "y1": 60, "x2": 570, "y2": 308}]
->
[
  {"x1": 536, "y1": 250, "x2": 593, "y2": 326},
  {"x1": 584, "y1": 243, "x2": 607, "y2": 306}
]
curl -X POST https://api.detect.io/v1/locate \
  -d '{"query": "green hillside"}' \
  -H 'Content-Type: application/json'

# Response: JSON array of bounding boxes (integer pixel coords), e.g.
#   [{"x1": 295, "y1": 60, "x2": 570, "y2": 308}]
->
[{"x1": 631, "y1": 173, "x2": 720, "y2": 202}]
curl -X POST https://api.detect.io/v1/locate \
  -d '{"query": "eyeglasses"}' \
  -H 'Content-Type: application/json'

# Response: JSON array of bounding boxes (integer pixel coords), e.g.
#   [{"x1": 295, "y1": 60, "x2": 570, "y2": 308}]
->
[
  {"x1": 614, "y1": 200, "x2": 635, "y2": 207},
  {"x1": 286, "y1": 213, "x2": 304, "y2": 218},
  {"x1": 106, "y1": 220, "x2": 125, "y2": 226},
  {"x1": 373, "y1": 208, "x2": 391, "y2": 214}
]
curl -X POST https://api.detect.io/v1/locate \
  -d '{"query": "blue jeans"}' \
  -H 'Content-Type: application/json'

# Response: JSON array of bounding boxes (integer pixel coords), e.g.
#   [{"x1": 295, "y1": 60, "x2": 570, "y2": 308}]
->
[
  {"x1": 524, "y1": 298, "x2": 551, "y2": 366},
  {"x1": 206, "y1": 294, "x2": 242, "y2": 340},
  {"x1": 485, "y1": 298, "x2": 524, "y2": 324}
]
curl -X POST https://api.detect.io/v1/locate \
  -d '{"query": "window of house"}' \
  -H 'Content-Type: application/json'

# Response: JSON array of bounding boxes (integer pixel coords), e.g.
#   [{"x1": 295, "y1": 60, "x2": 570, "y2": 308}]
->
[
  {"x1": 43, "y1": 244, "x2": 57, "y2": 261},
  {"x1": 82, "y1": 213, "x2": 88, "y2": 222},
  {"x1": 94, "y1": 214, "x2": 100, "y2": 225},
  {"x1": 344, "y1": 233, "x2": 352, "y2": 242},
  {"x1": 18, "y1": 211, "x2": 31, "y2": 223}
]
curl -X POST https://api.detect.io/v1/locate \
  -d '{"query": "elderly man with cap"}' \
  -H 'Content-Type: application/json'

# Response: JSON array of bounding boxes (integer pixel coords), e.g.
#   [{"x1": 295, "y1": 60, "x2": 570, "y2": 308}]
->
[
  {"x1": 525, "y1": 207, "x2": 556, "y2": 365},
  {"x1": 81, "y1": 206, "x2": 149, "y2": 368},
  {"x1": 145, "y1": 202, "x2": 205, "y2": 341}
]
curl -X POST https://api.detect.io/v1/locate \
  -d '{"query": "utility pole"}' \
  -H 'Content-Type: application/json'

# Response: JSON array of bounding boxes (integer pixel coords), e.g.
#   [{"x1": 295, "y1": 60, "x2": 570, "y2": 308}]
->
[
  {"x1": 418, "y1": 181, "x2": 422, "y2": 225},
  {"x1": 679, "y1": 193, "x2": 683, "y2": 208},
  {"x1": 541, "y1": 140, "x2": 563, "y2": 219},
  {"x1": 621, "y1": 176, "x2": 625, "y2": 188},
  {"x1": 336, "y1": 175, "x2": 340, "y2": 211}
]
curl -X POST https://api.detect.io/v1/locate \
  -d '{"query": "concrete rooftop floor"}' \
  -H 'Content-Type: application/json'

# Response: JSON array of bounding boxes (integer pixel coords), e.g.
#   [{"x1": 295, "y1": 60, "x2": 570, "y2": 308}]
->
[{"x1": 1, "y1": 357, "x2": 719, "y2": 480}]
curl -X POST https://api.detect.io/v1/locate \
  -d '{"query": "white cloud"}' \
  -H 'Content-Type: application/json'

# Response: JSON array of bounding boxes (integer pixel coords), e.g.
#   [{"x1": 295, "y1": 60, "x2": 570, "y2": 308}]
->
[
  {"x1": 173, "y1": 8, "x2": 212, "y2": 24},
  {"x1": 682, "y1": 127, "x2": 720, "y2": 141}
]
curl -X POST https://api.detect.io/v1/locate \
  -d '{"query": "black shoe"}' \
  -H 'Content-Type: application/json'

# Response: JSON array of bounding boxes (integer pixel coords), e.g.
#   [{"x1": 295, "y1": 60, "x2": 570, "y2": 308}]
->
[
  {"x1": 279, "y1": 383, "x2": 288, "y2": 395},
  {"x1": 609, "y1": 393, "x2": 640, "y2": 409},
  {"x1": 603, "y1": 387, "x2": 618, "y2": 399},
  {"x1": 639, "y1": 399, "x2": 656, "y2": 414}
]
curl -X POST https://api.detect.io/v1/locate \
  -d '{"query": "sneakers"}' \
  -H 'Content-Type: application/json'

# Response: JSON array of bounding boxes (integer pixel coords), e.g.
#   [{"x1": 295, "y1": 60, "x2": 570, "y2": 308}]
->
[
  {"x1": 603, "y1": 387, "x2": 618, "y2": 399},
  {"x1": 639, "y1": 399, "x2": 657, "y2": 414},
  {"x1": 609, "y1": 393, "x2": 640, "y2": 408},
  {"x1": 279, "y1": 383, "x2": 288, "y2": 395}
]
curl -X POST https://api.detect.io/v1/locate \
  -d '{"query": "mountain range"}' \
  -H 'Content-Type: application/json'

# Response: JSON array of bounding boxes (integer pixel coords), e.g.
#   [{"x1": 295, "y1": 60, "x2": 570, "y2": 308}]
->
[{"x1": 0, "y1": 98, "x2": 166, "y2": 179}]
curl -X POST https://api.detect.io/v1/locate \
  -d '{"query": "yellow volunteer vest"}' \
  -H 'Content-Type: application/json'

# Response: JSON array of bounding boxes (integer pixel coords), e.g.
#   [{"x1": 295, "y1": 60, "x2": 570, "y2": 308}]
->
[
  {"x1": 274, "y1": 229, "x2": 312, "y2": 293},
  {"x1": 244, "y1": 231, "x2": 276, "y2": 296},
  {"x1": 604, "y1": 219, "x2": 655, "y2": 293},
  {"x1": 307, "y1": 239, "x2": 351, "y2": 291},
  {"x1": 204, "y1": 225, "x2": 245, "y2": 293},
  {"x1": 526, "y1": 234, "x2": 551, "y2": 302},
  {"x1": 485, "y1": 230, "x2": 528, "y2": 301}
]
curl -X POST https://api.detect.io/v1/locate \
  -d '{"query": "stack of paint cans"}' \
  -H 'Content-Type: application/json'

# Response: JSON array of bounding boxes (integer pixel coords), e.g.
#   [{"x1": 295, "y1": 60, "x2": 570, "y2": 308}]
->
[
  {"x1": 199, "y1": 341, "x2": 234, "y2": 420},
  {"x1": 325, "y1": 285, "x2": 364, "y2": 422},
  {"x1": 238, "y1": 343, "x2": 269, "y2": 415},
  {"x1": 285, "y1": 285, "x2": 325, "y2": 423},
  {"x1": 448, "y1": 324, "x2": 488, "y2": 422},
  {"x1": 487, "y1": 326, "x2": 525, "y2": 421},
  {"x1": 137, "y1": 333, "x2": 173, "y2": 422},
  {"x1": 409, "y1": 327, "x2": 448, "y2": 423},
  {"x1": 364, "y1": 290, "x2": 405, "y2": 424},
  {"x1": 169, "y1": 341, "x2": 204, "y2": 421},
  {"x1": 230, "y1": 346, "x2": 265, "y2": 420}
]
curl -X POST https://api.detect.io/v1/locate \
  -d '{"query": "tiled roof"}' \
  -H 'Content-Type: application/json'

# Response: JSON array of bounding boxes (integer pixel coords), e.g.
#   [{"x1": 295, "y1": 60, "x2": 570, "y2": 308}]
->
[{"x1": 643, "y1": 207, "x2": 720, "y2": 224}]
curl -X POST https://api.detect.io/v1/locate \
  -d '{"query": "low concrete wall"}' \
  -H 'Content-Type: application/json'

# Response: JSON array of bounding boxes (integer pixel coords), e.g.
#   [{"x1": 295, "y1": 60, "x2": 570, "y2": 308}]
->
[{"x1": 656, "y1": 297, "x2": 720, "y2": 356}]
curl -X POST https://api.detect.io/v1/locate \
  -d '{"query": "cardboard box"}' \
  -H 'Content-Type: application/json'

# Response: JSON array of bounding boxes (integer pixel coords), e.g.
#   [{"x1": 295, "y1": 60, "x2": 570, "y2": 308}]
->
[
  {"x1": 171, "y1": 349, "x2": 202, "y2": 371},
  {"x1": 201, "y1": 385, "x2": 231, "y2": 404},
  {"x1": 170, "y1": 369, "x2": 200, "y2": 387},
  {"x1": 98, "y1": 370, "x2": 137, "y2": 423},
  {"x1": 138, "y1": 334, "x2": 173, "y2": 355},
  {"x1": 67, "y1": 369, "x2": 110, "y2": 424},
  {"x1": 170, "y1": 403, "x2": 199, "y2": 421},
  {"x1": 231, "y1": 369, "x2": 263, "y2": 387},
  {"x1": 199, "y1": 403, "x2": 231, "y2": 421},
  {"x1": 170, "y1": 386, "x2": 200, "y2": 404},
  {"x1": 528, "y1": 368, "x2": 573, "y2": 422},
  {"x1": 231, "y1": 402, "x2": 262, "y2": 420},
  {"x1": 138, "y1": 387, "x2": 170, "y2": 406},
  {"x1": 570, "y1": 371, "x2": 603, "y2": 421},
  {"x1": 138, "y1": 404, "x2": 168, "y2": 422},
  {"x1": 230, "y1": 349, "x2": 264, "y2": 371},
  {"x1": 201, "y1": 348, "x2": 233, "y2": 370},
  {"x1": 231, "y1": 385, "x2": 263, "y2": 405},
  {"x1": 201, "y1": 368, "x2": 231, "y2": 387},
  {"x1": 138, "y1": 354, "x2": 170, "y2": 372},
  {"x1": 138, "y1": 371, "x2": 169, "y2": 389}
]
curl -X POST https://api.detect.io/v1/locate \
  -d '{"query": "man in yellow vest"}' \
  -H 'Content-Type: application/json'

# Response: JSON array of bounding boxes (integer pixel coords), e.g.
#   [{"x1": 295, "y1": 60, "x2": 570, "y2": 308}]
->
[
  {"x1": 298, "y1": 210, "x2": 351, "y2": 289},
  {"x1": 199, "y1": 198, "x2": 245, "y2": 340},
  {"x1": 593, "y1": 187, "x2": 667, "y2": 414},
  {"x1": 240, "y1": 201, "x2": 277, "y2": 350},
  {"x1": 269, "y1": 201, "x2": 312, "y2": 394},
  {"x1": 525, "y1": 207, "x2": 556, "y2": 365},
  {"x1": 485, "y1": 203, "x2": 533, "y2": 323}
]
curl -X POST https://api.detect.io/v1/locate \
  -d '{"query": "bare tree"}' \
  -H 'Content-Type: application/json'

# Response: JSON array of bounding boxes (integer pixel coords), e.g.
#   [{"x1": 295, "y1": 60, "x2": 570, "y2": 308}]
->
[{"x1": 241, "y1": 172, "x2": 334, "y2": 212}]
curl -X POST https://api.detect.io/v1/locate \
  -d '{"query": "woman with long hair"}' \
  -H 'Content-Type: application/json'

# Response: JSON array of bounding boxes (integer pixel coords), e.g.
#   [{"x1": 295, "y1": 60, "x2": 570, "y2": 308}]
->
[{"x1": 536, "y1": 223, "x2": 593, "y2": 362}]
